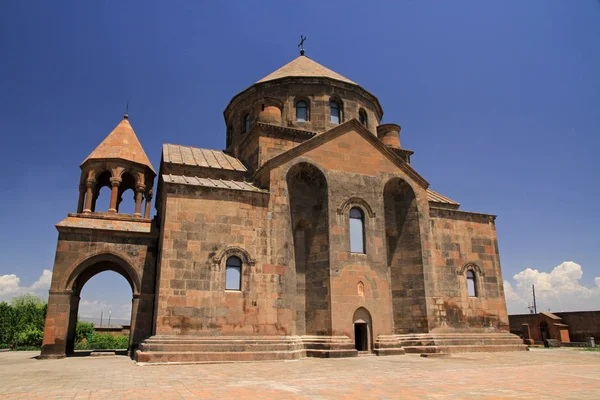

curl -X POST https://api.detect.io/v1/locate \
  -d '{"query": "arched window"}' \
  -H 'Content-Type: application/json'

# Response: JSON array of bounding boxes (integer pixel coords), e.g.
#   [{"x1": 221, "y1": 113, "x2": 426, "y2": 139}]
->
[
  {"x1": 225, "y1": 256, "x2": 242, "y2": 290},
  {"x1": 330, "y1": 100, "x2": 341, "y2": 124},
  {"x1": 467, "y1": 270, "x2": 477, "y2": 297},
  {"x1": 242, "y1": 113, "x2": 250, "y2": 134},
  {"x1": 359, "y1": 109, "x2": 368, "y2": 126},
  {"x1": 349, "y1": 207, "x2": 365, "y2": 253},
  {"x1": 296, "y1": 101, "x2": 308, "y2": 122}
]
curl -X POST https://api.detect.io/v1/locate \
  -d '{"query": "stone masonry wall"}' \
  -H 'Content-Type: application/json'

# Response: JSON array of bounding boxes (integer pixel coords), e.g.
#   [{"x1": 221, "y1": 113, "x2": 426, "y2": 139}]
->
[
  {"x1": 427, "y1": 208, "x2": 509, "y2": 332},
  {"x1": 154, "y1": 183, "x2": 295, "y2": 336},
  {"x1": 265, "y1": 127, "x2": 433, "y2": 341}
]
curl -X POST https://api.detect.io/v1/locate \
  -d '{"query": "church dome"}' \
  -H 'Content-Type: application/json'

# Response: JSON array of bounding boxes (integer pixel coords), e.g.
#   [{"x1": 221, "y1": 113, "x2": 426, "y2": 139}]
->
[
  {"x1": 223, "y1": 54, "x2": 383, "y2": 153},
  {"x1": 256, "y1": 55, "x2": 357, "y2": 85}
]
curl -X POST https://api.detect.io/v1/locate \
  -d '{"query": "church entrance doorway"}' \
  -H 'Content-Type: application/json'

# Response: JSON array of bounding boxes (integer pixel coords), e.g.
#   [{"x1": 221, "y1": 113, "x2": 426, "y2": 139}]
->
[
  {"x1": 354, "y1": 323, "x2": 368, "y2": 351},
  {"x1": 352, "y1": 307, "x2": 372, "y2": 353}
]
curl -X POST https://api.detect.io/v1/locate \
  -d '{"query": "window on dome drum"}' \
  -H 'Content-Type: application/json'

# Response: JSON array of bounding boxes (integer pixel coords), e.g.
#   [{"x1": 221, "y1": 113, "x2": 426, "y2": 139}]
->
[
  {"x1": 330, "y1": 100, "x2": 341, "y2": 124},
  {"x1": 226, "y1": 125, "x2": 232, "y2": 147},
  {"x1": 467, "y1": 270, "x2": 477, "y2": 297},
  {"x1": 349, "y1": 207, "x2": 365, "y2": 253},
  {"x1": 359, "y1": 109, "x2": 368, "y2": 126},
  {"x1": 296, "y1": 101, "x2": 308, "y2": 122},
  {"x1": 242, "y1": 113, "x2": 250, "y2": 134},
  {"x1": 225, "y1": 256, "x2": 242, "y2": 290}
]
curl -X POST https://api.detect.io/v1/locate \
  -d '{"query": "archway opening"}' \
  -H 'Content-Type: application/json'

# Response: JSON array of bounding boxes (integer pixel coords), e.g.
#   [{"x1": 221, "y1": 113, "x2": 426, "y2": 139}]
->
[
  {"x1": 117, "y1": 172, "x2": 137, "y2": 215},
  {"x1": 64, "y1": 257, "x2": 139, "y2": 356},
  {"x1": 75, "y1": 271, "x2": 132, "y2": 354},
  {"x1": 287, "y1": 162, "x2": 330, "y2": 336},
  {"x1": 92, "y1": 171, "x2": 112, "y2": 212}
]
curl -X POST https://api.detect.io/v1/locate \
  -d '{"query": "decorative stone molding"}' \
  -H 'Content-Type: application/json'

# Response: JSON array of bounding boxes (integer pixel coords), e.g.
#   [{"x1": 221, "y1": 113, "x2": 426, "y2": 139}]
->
[
  {"x1": 337, "y1": 197, "x2": 376, "y2": 218},
  {"x1": 212, "y1": 246, "x2": 256, "y2": 267},
  {"x1": 457, "y1": 262, "x2": 485, "y2": 277}
]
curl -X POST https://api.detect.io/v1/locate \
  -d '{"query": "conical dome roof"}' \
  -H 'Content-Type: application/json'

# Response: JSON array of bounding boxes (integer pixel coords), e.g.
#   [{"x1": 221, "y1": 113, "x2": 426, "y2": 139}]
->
[
  {"x1": 82, "y1": 115, "x2": 155, "y2": 173},
  {"x1": 257, "y1": 55, "x2": 356, "y2": 85}
]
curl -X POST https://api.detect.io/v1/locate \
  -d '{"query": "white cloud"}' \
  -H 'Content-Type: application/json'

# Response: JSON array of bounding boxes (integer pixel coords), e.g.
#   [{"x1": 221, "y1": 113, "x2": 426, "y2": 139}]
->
[
  {"x1": 0, "y1": 269, "x2": 52, "y2": 302},
  {"x1": 504, "y1": 261, "x2": 600, "y2": 314}
]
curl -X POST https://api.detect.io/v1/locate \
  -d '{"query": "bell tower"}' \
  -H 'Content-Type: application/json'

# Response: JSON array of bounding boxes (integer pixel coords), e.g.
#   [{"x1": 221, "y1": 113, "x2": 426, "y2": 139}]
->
[
  {"x1": 77, "y1": 114, "x2": 156, "y2": 218},
  {"x1": 40, "y1": 114, "x2": 159, "y2": 359}
]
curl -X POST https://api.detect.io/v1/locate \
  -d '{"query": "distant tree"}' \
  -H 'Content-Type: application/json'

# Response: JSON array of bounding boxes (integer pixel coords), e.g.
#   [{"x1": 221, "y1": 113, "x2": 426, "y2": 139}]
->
[
  {"x1": 0, "y1": 301, "x2": 14, "y2": 346},
  {"x1": 5, "y1": 294, "x2": 47, "y2": 348}
]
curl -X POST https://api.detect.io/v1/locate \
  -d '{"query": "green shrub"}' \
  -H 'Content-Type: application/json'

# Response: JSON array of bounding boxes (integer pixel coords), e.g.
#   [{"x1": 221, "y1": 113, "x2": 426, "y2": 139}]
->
[
  {"x1": 75, "y1": 333, "x2": 129, "y2": 350},
  {"x1": 76, "y1": 321, "x2": 95, "y2": 343},
  {"x1": 16, "y1": 327, "x2": 43, "y2": 347},
  {"x1": 0, "y1": 295, "x2": 47, "y2": 349}
]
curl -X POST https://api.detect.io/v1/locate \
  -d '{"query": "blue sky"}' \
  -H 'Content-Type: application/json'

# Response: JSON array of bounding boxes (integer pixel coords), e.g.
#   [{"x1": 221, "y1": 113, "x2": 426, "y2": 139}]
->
[{"x1": 0, "y1": 1, "x2": 598, "y2": 319}]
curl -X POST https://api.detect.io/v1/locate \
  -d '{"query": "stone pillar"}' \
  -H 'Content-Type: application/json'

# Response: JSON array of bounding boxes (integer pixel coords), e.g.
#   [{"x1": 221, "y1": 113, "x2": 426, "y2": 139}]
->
[
  {"x1": 129, "y1": 294, "x2": 140, "y2": 355},
  {"x1": 108, "y1": 178, "x2": 122, "y2": 213},
  {"x1": 134, "y1": 185, "x2": 145, "y2": 217},
  {"x1": 144, "y1": 189, "x2": 153, "y2": 219},
  {"x1": 40, "y1": 290, "x2": 74, "y2": 359},
  {"x1": 76, "y1": 184, "x2": 86, "y2": 213},
  {"x1": 82, "y1": 180, "x2": 96, "y2": 213},
  {"x1": 65, "y1": 295, "x2": 80, "y2": 354}
]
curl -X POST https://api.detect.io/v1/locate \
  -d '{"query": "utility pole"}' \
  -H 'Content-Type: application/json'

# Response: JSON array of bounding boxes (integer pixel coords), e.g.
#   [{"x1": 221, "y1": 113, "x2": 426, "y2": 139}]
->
[
  {"x1": 532, "y1": 284, "x2": 537, "y2": 314},
  {"x1": 108, "y1": 310, "x2": 111, "y2": 327},
  {"x1": 100, "y1": 311, "x2": 103, "y2": 327}
]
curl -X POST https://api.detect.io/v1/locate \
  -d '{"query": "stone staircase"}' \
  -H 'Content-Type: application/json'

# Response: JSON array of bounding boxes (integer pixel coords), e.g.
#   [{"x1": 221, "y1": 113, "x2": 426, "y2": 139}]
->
[
  {"x1": 396, "y1": 332, "x2": 528, "y2": 354},
  {"x1": 301, "y1": 335, "x2": 358, "y2": 358},
  {"x1": 135, "y1": 335, "x2": 305, "y2": 364},
  {"x1": 374, "y1": 335, "x2": 406, "y2": 356}
]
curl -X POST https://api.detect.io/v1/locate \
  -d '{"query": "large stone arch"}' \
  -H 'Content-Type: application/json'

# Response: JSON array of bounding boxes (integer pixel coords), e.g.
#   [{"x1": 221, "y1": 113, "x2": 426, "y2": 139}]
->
[
  {"x1": 383, "y1": 177, "x2": 429, "y2": 334},
  {"x1": 62, "y1": 252, "x2": 141, "y2": 296},
  {"x1": 41, "y1": 251, "x2": 148, "y2": 359},
  {"x1": 287, "y1": 161, "x2": 331, "y2": 336}
]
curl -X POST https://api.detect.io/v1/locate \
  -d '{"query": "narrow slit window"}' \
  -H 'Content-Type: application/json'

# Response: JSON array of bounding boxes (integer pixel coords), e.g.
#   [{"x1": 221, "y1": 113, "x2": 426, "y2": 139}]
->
[
  {"x1": 467, "y1": 270, "x2": 477, "y2": 297},
  {"x1": 242, "y1": 113, "x2": 250, "y2": 134},
  {"x1": 349, "y1": 207, "x2": 365, "y2": 253},
  {"x1": 225, "y1": 256, "x2": 242, "y2": 290},
  {"x1": 296, "y1": 101, "x2": 308, "y2": 122},
  {"x1": 330, "y1": 100, "x2": 340, "y2": 124}
]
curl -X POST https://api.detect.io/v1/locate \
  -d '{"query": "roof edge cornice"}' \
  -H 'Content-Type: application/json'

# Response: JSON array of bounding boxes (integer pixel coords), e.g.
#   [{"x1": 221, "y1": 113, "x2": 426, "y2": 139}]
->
[{"x1": 253, "y1": 119, "x2": 429, "y2": 189}]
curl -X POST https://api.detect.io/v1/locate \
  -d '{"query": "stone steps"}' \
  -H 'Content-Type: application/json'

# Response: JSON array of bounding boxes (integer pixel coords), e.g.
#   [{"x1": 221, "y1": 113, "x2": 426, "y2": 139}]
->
[
  {"x1": 404, "y1": 344, "x2": 528, "y2": 354},
  {"x1": 396, "y1": 332, "x2": 528, "y2": 354},
  {"x1": 135, "y1": 336, "x2": 306, "y2": 364}
]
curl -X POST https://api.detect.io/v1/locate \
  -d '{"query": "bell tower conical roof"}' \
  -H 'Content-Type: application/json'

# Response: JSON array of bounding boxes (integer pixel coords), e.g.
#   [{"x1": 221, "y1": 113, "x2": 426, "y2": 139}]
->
[{"x1": 81, "y1": 115, "x2": 155, "y2": 173}]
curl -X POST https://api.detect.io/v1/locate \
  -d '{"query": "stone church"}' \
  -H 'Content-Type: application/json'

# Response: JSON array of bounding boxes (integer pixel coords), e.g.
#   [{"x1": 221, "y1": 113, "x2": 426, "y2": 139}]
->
[{"x1": 40, "y1": 52, "x2": 526, "y2": 362}]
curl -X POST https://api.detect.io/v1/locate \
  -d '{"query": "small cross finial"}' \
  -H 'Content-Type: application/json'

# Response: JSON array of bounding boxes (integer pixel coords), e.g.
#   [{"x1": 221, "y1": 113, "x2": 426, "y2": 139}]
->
[
  {"x1": 124, "y1": 100, "x2": 129, "y2": 119},
  {"x1": 298, "y1": 34, "x2": 307, "y2": 56}
]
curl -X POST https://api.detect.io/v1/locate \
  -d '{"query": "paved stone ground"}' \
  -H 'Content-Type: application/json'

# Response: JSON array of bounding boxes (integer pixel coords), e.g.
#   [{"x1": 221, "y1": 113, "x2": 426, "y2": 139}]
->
[{"x1": 0, "y1": 349, "x2": 598, "y2": 399}]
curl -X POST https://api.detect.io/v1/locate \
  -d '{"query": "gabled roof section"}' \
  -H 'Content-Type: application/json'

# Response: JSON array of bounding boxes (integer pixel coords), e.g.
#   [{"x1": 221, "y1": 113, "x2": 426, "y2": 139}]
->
[
  {"x1": 82, "y1": 115, "x2": 155, "y2": 173},
  {"x1": 254, "y1": 119, "x2": 429, "y2": 189},
  {"x1": 427, "y1": 189, "x2": 460, "y2": 207},
  {"x1": 163, "y1": 143, "x2": 246, "y2": 172},
  {"x1": 540, "y1": 312, "x2": 562, "y2": 320},
  {"x1": 257, "y1": 55, "x2": 356, "y2": 85}
]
